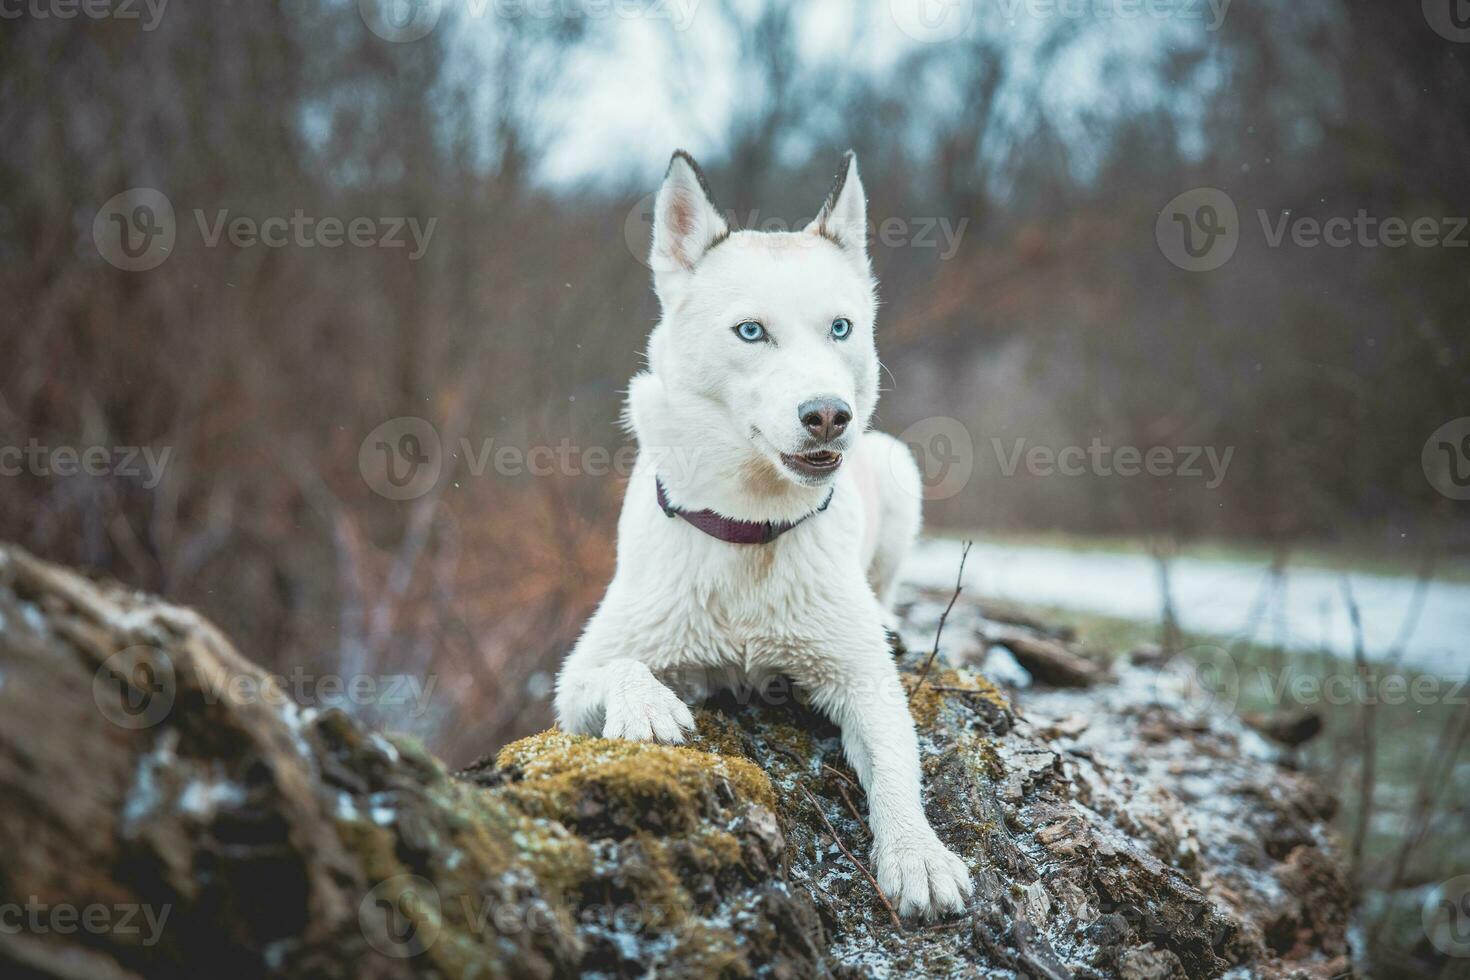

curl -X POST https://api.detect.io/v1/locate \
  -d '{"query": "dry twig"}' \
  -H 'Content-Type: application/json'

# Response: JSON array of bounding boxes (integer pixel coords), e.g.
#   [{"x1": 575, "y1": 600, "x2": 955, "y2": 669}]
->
[
  {"x1": 798, "y1": 783, "x2": 904, "y2": 934},
  {"x1": 1340, "y1": 579, "x2": 1375, "y2": 880},
  {"x1": 909, "y1": 540, "x2": 971, "y2": 704}
]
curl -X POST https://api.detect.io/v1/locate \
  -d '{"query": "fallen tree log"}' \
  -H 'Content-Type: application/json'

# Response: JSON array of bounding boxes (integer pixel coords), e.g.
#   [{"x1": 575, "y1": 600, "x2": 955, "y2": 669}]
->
[
  {"x1": 984, "y1": 625, "x2": 1107, "y2": 688},
  {"x1": 0, "y1": 546, "x2": 1352, "y2": 978}
]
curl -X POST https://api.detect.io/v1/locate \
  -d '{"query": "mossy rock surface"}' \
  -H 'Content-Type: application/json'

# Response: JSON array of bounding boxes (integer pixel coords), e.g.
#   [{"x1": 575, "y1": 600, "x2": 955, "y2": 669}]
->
[{"x1": 0, "y1": 547, "x2": 1353, "y2": 979}]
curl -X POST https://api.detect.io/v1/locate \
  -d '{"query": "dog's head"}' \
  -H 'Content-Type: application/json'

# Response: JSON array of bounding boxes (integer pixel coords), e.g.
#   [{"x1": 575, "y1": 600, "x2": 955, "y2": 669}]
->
[{"x1": 632, "y1": 150, "x2": 879, "y2": 516}]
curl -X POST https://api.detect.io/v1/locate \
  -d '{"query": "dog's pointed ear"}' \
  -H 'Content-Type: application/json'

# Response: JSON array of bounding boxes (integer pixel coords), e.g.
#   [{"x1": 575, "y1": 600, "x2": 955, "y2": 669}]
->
[
  {"x1": 650, "y1": 150, "x2": 728, "y2": 299},
  {"x1": 805, "y1": 151, "x2": 868, "y2": 266}
]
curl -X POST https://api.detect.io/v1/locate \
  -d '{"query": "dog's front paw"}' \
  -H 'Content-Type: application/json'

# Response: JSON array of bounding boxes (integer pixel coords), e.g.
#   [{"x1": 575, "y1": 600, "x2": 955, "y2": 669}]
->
[
  {"x1": 602, "y1": 668, "x2": 695, "y2": 744},
  {"x1": 874, "y1": 832, "x2": 973, "y2": 919}
]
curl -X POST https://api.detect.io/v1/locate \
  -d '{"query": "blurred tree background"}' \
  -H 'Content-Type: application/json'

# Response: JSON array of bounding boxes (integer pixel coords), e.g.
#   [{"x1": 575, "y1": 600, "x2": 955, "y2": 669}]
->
[{"x1": 0, "y1": 1, "x2": 1467, "y2": 971}]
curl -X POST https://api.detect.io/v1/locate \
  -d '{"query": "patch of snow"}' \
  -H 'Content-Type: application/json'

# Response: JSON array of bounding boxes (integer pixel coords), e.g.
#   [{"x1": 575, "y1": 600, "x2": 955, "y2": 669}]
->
[
  {"x1": 121, "y1": 730, "x2": 180, "y2": 833},
  {"x1": 263, "y1": 940, "x2": 291, "y2": 971},
  {"x1": 179, "y1": 777, "x2": 245, "y2": 818},
  {"x1": 982, "y1": 647, "x2": 1033, "y2": 689},
  {"x1": 365, "y1": 790, "x2": 397, "y2": 826},
  {"x1": 369, "y1": 733, "x2": 401, "y2": 763},
  {"x1": 335, "y1": 793, "x2": 361, "y2": 822},
  {"x1": 905, "y1": 538, "x2": 1470, "y2": 677},
  {"x1": 20, "y1": 602, "x2": 45, "y2": 635}
]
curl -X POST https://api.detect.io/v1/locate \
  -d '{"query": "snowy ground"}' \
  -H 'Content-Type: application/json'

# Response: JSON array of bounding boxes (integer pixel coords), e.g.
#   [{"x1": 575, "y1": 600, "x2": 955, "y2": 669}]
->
[{"x1": 903, "y1": 537, "x2": 1470, "y2": 678}]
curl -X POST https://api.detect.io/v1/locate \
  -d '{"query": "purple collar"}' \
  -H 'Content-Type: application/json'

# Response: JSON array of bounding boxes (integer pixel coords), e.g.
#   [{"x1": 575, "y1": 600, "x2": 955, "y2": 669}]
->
[{"x1": 656, "y1": 478, "x2": 834, "y2": 545}]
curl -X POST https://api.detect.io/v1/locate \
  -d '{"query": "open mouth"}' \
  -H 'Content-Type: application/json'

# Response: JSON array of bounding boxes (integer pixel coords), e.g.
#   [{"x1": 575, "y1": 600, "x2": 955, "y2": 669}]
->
[{"x1": 779, "y1": 449, "x2": 843, "y2": 478}]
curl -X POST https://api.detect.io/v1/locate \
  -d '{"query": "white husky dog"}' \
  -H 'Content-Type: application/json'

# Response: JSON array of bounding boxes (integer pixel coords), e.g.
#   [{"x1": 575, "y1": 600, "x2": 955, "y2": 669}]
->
[{"x1": 554, "y1": 150, "x2": 973, "y2": 918}]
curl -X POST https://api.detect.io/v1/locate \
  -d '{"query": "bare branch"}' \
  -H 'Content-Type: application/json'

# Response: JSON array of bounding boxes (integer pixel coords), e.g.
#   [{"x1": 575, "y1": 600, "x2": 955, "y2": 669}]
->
[{"x1": 909, "y1": 540, "x2": 972, "y2": 705}]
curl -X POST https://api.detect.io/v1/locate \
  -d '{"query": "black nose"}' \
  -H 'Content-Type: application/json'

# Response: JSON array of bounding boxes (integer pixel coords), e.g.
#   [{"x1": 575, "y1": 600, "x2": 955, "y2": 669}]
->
[{"x1": 798, "y1": 397, "x2": 852, "y2": 443}]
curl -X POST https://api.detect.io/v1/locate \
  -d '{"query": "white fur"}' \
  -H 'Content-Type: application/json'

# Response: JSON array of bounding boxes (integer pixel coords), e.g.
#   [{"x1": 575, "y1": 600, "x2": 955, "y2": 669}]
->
[{"x1": 554, "y1": 151, "x2": 972, "y2": 919}]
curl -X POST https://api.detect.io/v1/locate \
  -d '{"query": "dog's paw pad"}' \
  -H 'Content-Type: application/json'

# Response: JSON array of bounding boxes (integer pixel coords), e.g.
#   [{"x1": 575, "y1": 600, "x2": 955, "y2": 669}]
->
[{"x1": 875, "y1": 835, "x2": 973, "y2": 920}]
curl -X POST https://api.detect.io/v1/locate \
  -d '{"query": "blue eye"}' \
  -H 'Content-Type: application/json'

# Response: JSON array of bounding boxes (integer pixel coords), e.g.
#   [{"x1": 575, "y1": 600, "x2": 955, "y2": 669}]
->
[
  {"x1": 735, "y1": 321, "x2": 766, "y2": 343},
  {"x1": 831, "y1": 317, "x2": 853, "y2": 340}
]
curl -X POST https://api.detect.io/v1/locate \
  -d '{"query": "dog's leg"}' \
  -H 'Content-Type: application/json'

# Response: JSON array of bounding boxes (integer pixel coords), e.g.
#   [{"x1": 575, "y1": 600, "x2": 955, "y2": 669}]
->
[
  {"x1": 555, "y1": 626, "x2": 694, "y2": 743},
  {"x1": 796, "y1": 601, "x2": 972, "y2": 919},
  {"x1": 858, "y1": 431, "x2": 923, "y2": 618}
]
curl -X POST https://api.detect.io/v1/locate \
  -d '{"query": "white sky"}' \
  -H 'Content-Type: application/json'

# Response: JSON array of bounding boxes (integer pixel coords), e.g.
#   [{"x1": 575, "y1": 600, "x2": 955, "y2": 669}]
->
[{"x1": 440, "y1": 0, "x2": 1226, "y2": 187}]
